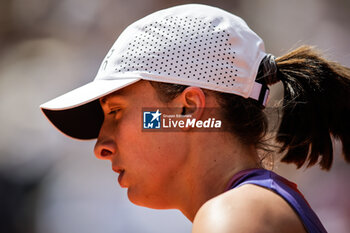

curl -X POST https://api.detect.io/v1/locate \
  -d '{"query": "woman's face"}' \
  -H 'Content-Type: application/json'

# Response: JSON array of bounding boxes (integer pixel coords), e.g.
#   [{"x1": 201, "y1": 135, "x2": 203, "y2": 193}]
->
[{"x1": 94, "y1": 81, "x2": 189, "y2": 208}]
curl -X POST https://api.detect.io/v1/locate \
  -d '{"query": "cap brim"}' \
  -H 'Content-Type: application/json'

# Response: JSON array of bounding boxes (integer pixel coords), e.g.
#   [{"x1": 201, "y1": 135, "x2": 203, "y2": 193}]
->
[{"x1": 40, "y1": 78, "x2": 140, "y2": 140}]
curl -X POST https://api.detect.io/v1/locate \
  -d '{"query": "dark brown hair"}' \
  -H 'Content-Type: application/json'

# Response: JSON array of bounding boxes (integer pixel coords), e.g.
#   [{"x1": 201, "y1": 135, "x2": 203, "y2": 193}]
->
[{"x1": 150, "y1": 45, "x2": 350, "y2": 170}]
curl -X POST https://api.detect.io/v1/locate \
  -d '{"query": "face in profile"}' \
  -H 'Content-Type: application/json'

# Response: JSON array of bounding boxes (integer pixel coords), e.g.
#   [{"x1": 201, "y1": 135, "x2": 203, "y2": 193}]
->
[{"x1": 94, "y1": 80, "x2": 191, "y2": 209}]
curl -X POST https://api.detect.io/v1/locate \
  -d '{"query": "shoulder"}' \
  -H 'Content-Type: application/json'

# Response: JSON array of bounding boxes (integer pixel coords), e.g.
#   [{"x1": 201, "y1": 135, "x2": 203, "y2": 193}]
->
[{"x1": 192, "y1": 184, "x2": 306, "y2": 233}]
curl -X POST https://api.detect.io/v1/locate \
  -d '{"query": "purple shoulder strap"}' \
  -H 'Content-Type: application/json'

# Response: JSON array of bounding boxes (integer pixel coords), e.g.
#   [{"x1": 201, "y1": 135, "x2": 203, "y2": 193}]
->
[{"x1": 225, "y1": 168, "x2": 327, "y2": 233}]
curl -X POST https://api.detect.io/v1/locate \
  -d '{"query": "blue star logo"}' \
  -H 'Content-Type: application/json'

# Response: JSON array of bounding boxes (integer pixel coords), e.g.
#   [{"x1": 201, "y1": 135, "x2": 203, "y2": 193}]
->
[{"x1": 143, "y1": 109, "x2": 162, "y2": 129}]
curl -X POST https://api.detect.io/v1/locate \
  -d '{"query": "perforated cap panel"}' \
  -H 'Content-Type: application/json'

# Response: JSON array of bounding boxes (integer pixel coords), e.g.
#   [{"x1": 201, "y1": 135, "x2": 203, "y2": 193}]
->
[
  {"x1": 117, "y1": 16, "x2": 238, "y2": 88},
  {"x1": 95, "y1": 4, "x2": 266, "y2": 98}
]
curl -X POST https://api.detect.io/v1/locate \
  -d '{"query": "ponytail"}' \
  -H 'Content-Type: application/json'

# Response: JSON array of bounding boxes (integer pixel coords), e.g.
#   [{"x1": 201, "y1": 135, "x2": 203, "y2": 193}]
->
[{"x1": 267, "y1": 45, "x2": 350, "y2": 170}]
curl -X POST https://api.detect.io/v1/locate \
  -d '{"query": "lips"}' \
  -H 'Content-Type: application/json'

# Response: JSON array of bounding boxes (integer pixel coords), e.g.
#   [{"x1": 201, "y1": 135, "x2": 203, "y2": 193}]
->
[
  {"x1": 113, "y1": 167, "x2": 124, "y2": 174},
  {"x1": 112, "y1": 167, "x2": 126, "y2": 187},
  {"x1": 117, "y1": 170, "x2": 126, "y2": 187}
]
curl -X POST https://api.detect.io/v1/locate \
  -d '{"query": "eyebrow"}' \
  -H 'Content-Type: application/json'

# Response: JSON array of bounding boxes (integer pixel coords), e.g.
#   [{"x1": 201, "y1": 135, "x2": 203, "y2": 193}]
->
[{"x1": 101, "y1": 91, "x2": 126, "y2": 104}]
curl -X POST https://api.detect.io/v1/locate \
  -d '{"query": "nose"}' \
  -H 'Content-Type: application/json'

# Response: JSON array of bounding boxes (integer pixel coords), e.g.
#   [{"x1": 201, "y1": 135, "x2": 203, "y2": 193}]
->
[
  {"x1": 94, "y1": 139, "x2": 116, "y2": 160},
  {"x1": 94, "y1": 120, "x2": 117, "y2": 160}
]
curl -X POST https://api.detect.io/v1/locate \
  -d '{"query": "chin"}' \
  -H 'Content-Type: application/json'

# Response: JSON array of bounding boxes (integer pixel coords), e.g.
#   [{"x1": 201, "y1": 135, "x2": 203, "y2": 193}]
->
[{"x1": 127, "y1": 188, "x2": 171, "y2": 210}]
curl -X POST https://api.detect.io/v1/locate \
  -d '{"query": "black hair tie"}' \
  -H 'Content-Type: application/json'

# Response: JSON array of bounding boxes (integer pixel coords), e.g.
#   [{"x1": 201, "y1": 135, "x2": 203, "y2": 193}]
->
[{"x1": 261, "y1": 54, "x2": 279, "y2": 85}]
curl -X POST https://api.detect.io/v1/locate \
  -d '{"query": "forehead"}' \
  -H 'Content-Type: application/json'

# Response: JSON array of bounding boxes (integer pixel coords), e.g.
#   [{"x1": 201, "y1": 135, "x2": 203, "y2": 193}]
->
[{"x1": 100, "y1": 80, "x2": 156, "y2": 104}]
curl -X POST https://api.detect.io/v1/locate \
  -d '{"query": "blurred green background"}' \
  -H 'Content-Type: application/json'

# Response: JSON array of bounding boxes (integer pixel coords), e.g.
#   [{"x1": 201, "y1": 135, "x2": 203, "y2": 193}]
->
[{"x1": 0, "y1": 0, "x2": 349, "y2": 232}]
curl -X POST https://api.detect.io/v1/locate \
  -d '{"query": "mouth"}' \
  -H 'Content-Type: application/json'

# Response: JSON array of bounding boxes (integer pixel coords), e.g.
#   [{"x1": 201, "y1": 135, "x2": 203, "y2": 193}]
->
[
  {"x1": 113, "y1": 167, "x2": 124, "y2": 174},
  {"x1": 118, "y1": 170, "x2": 126, "y2": 187},
  {"x1": 113, "y1": 167, "x2": 126, "y2": 188}
]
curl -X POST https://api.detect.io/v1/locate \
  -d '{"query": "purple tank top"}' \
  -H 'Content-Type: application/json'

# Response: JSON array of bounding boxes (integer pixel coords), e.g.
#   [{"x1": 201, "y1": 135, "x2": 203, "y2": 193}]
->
[{"x1": 225, "y1": 168, "x2": 327, "y2": 233}]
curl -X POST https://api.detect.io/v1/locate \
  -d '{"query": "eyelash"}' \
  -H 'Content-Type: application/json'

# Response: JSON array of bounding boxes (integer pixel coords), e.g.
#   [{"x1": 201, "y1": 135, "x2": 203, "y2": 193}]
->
[{"x1": 108, "y1": 109, "x2": 120, "y2": 115}]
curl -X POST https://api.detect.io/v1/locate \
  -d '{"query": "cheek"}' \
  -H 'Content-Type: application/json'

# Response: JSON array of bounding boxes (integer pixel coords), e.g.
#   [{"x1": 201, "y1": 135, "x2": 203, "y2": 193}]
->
[
  {"x1": 122, "y1": 130, "x2": 188, "y2": 178},
  {"x1": 114, "y1": 110, "x2": 142, "y2": 146},
  {"x1": 116, "y1": 110, "x2": 188, "y2": 178},
  {"x1": 125, "y1": 134, "x2": 186, "y2": 170}
]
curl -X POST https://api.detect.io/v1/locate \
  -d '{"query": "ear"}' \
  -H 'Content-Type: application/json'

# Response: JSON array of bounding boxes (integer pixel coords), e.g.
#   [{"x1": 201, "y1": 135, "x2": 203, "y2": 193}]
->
[
  {"x1": 170, "y1": 87, "x2": 206, "y2": 129},
  {"x1": 181, "y1": 86, "x2": 206, "y2": 115}
]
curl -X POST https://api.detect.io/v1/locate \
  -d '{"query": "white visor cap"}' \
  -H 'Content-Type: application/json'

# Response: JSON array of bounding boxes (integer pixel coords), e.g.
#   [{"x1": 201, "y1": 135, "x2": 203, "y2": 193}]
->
[{"x1": 40, "y1": 4, "x2": 268, "y2": 140}]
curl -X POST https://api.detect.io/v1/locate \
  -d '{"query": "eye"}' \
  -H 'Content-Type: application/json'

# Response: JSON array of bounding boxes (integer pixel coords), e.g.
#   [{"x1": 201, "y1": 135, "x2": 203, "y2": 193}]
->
[{"x1": 108, "y1": 108, "x2": 120, "y2": 115}]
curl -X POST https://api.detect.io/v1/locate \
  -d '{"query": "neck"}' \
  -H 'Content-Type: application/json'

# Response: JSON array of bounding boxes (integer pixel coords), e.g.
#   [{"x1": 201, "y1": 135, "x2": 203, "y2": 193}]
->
[{"x1": 176, "y1": 132, "x2": 260, "y2": 222}]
